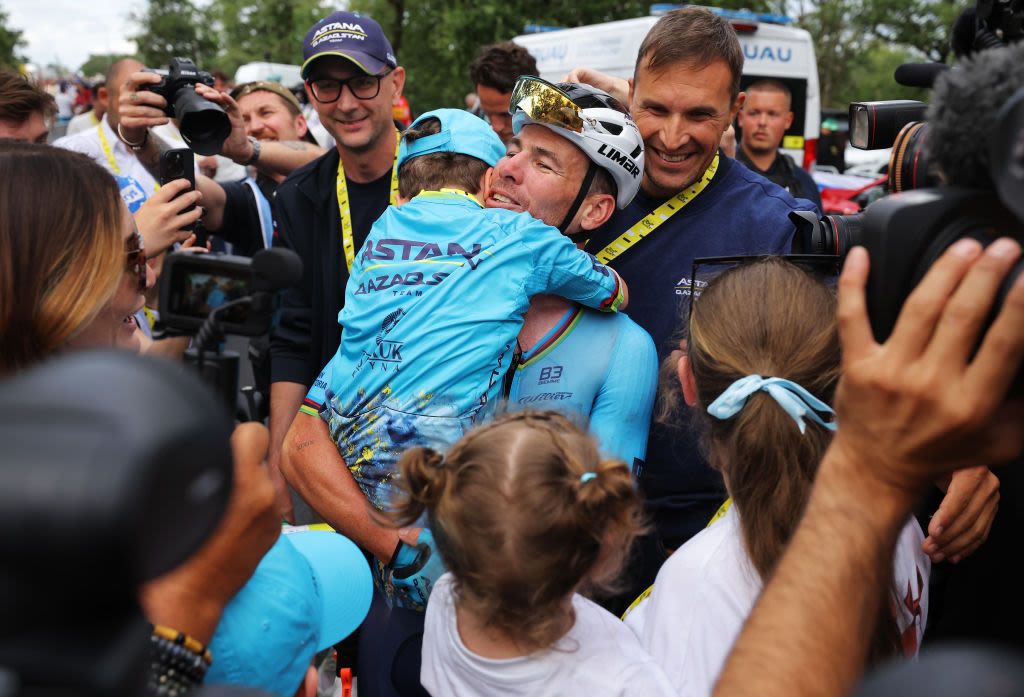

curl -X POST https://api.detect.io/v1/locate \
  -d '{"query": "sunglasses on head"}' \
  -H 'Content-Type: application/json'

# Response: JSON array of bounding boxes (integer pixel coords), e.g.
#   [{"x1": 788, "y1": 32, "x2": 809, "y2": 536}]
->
[{"x1": 125, "y1": 229, "x2": 146, "y2": 292}]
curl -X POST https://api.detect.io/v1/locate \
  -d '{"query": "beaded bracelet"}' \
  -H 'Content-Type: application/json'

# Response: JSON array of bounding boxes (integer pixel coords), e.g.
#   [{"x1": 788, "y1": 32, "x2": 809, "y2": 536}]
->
[{"x1": 147, "y1": 625, "x2": 212, "y2": 696}]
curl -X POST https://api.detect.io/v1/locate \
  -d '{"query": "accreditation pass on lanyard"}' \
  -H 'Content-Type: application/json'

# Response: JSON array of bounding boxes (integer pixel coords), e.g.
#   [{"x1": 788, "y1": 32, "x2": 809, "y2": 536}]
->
[
  {"x1": 337, "y1": 130, "x2": 401, "y2": 271},
  {"x1": 594, "y1": 153, "x2": 719, "y2": 264}
]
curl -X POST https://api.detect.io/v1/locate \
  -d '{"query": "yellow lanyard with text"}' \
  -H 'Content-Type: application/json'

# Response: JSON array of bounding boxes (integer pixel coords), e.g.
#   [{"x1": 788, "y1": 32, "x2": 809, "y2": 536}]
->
[
  {"x1": 96, "y1": 124, "x2": 159, "y2": 192},
  {"x1": 595, "y1": 153, "x2": 719, "y2": 264},
  {"x1": 337, "y1": 131, "x2": 401, "y2": 271}
]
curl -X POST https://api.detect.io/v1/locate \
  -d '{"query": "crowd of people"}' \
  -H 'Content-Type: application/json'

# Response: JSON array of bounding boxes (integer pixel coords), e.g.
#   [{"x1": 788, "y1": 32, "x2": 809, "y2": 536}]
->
[{"x1": 2, "y1": 5, "x2": 1024, "y2": 697}]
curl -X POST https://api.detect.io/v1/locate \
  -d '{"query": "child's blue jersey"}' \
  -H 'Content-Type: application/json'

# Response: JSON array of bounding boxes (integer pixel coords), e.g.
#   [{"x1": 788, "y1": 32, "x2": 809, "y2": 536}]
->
[
  {"x1": 303, "y1": 189, "x2": 625, "y2": 508},
  {"x1": 509, "y1": 307, "x2": 658, "y2": 473}
]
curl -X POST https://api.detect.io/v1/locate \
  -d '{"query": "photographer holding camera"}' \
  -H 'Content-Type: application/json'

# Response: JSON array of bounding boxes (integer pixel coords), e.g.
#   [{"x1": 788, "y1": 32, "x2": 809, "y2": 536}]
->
[
  {"x1": 712, "y1": 35, "x2": 1024, "y2": 697},
  {"x1": 100, "y1": 60, "x2": 323, "y2": 257}
]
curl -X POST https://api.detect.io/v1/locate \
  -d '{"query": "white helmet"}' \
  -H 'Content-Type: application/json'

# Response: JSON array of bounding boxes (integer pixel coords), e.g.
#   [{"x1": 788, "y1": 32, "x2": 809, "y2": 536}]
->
[{"x1": 510, "y1": 77, "x2": 644, "y2": 209}]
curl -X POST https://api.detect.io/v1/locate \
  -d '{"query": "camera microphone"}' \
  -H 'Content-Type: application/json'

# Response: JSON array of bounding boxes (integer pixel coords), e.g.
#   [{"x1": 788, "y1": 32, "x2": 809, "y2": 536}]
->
[
  {"x1": 894, "y1": 63, "x2": 950, "y2": 89},
  {"x1": 929, "y1": 41, "x2": 1024, "y2": 189},
  {"x1": 251, "y1": 247, "x2": 303, "y2": 293}
]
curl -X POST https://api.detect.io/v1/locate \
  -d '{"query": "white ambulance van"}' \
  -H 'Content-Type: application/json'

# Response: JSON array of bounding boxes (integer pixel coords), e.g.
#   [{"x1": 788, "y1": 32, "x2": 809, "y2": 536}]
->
[{"x1": 514, "y1": 5, "x2": 821, "y2": 169}]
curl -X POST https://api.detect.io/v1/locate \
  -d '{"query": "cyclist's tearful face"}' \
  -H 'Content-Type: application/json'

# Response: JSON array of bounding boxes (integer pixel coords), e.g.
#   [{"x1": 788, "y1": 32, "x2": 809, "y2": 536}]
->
[{"x1": 485, "y1": 124, "x2": 591, "y2": 233}]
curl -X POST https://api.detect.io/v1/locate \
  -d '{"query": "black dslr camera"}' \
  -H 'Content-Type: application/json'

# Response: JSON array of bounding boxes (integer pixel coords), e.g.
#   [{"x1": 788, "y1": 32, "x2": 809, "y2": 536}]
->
[
  {"x1": 790, "y1": 1, "x2": 1024, "y2": 345},
  {"x1": 141, "y1": 57, "x2": 231, "y2": 156}
]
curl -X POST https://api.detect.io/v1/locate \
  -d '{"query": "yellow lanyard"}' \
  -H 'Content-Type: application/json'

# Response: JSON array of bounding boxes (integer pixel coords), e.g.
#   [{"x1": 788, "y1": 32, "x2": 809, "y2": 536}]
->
[
  {"x1": 595, "y1": 153, "x2": 719, "y2": 264},
  {"x1": 621, "y1": 495, "x2": 731, "y2": 622},
  {"x1": 417, "y1": 188, "x2": 483, "y2": 207},
  {"x1": 96, "y1": 124, "x2": 159, "y2": 192},
  {"x1": 337, "y1": 131, "x2": 401, "y2": 271}
]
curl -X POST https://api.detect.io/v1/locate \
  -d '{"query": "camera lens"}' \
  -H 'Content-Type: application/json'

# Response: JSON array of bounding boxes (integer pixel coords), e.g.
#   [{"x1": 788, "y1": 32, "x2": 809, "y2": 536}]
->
[
  {"x1": 830, "y1": 213, "x2": 865, "y2": 257},
  {"x1": 173, "y1": 87, "x2": 231, "y2": 156},
  {"x1": 889, "y1": 122, "x2": 940, "y2": 193}
]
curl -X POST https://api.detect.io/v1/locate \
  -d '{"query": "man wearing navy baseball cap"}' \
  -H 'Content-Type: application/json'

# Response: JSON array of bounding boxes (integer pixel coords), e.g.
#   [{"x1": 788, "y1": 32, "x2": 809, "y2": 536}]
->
[{"x1": 265, "y1": 11, "x2": 404, "y2": 523}]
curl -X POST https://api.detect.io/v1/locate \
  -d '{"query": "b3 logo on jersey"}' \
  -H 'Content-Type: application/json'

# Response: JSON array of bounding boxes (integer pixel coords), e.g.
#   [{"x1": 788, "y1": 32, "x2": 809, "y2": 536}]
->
[{"x1": 538, "y1": 366, "x2": 563, "y2": 385}]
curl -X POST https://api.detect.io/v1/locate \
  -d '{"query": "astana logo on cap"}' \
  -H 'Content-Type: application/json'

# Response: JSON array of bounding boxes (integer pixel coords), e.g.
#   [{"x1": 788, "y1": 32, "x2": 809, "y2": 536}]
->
[{"x1": 312, "y1": 21, "x2": 367, "y2": 47}]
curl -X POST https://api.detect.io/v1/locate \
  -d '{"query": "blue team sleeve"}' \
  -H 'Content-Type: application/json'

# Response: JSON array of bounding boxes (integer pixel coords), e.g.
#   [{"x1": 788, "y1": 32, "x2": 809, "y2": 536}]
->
[
  {"x1": 588, "y1": 320, "x2": 658, "y2": 474},
  {"x1": 518, "y1": 217, "x2": 625, "y2": 312},
  {"x1": 300, "y1": 354, "x2": 336, "y2": 418}
]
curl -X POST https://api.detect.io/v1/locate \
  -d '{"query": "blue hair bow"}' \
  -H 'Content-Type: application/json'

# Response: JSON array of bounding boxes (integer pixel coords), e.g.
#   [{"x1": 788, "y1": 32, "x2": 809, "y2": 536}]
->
[{"x1": 706, "y1": 375, "x2": 837, "y2": 434}]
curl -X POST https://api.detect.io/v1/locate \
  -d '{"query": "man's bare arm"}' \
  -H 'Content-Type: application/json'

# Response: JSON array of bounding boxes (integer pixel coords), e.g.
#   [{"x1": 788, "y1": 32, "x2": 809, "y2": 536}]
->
[
  {"x1": 281, "y1": 412, "x2": 400, "y2": 561},
  {"x1": 267, "y1": 381, "x2": 307, "y2": 522},
  {"x1": 715, "y1": 239, "x2": 1024, "y2": 697}
]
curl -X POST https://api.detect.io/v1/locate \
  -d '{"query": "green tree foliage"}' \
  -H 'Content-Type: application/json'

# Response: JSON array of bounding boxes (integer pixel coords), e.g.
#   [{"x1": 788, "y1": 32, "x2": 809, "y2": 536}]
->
[
  {"x1": 206, "y1": 0, "x2": 331, "y2": 76},
  {"x1": 797, "y1": 0, "x2": 958, "y2": 108},
  {"x1": 1, "y1": 4, "x2": 26, "y2": 69},
  {"x1": 858, "y1": 0, "x2": 961, "y2": 63},
  {"x1": 834, "y1": 41, "x2": 930, "y2": 106},
  {"x1": 350, "y1": 0, "x2": 781, "y2": 113},
  {"x1": 79, "y1": 53, "x2": 138, "y2": 79},
  {"x1": 131, "y1": 0, "x2": 216, "y2": 69}
]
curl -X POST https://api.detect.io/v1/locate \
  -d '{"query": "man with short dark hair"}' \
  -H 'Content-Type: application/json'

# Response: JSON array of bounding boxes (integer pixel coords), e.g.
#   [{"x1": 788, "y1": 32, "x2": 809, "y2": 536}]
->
[
  {"x1": 572, "y1": 8, "x2": 997, "y2": 609},
  {"x1": 577, "y1": 8, "x2": 818, "y2": 557},
  {"x1": 736, "y1": 78, "x2": 822, "y2": 211},
  {"x1": 0, "y1": 70, "x2": 55, "y2": 143},
  {"x1": 469, "y1": 41, "x2": 538, "y2": 143}
]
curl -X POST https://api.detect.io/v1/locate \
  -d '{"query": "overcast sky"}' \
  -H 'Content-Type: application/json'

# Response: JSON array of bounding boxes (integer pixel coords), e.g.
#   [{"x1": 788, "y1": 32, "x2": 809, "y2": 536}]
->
[{"x1": 6, "y1": 0, "x2": 140, "y2": 73}]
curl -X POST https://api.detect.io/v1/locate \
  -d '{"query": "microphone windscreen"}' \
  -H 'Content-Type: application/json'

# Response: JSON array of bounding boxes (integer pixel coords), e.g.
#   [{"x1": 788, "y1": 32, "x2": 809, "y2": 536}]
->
[
  {"x1": 252, "y1": 247, "x2": 303, "y2": 291},
  {"x1": 894, "y1": 63, "x2": 949, "y2": 89}
]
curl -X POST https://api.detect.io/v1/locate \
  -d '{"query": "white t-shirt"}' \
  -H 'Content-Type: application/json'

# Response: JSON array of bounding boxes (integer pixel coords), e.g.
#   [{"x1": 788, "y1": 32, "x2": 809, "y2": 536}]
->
[
  {"x1": 53, "y1": 115, "x2": 188, "y2": 192},
  {"x1": 422, "y1": 573, "x2": 677, "y2": 697},
  {"x1": 624, "y1": 506, "x2": 929, "y2": 697}
]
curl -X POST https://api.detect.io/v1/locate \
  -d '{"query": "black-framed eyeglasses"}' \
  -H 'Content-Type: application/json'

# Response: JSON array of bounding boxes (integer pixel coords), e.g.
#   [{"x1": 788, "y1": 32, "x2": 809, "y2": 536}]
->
[
  {"x1": 687, "y1": 254, "x2": 841, "y2": 326},
  {"x1": 125, "y1": 228, "x2": 147, "y2": 292},
  {"x1": 307, "y1": 70, "x2": 393, "y2": 103}
]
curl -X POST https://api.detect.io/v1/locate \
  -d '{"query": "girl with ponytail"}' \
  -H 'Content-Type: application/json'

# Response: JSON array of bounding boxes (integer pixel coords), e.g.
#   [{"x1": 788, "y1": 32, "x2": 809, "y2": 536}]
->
[
  {"x1": 390, "y1": 410, "x2": 676, "y2": 696},
  {"x1": 624, "y1": 258, "x2": 930, "y2": 696}
]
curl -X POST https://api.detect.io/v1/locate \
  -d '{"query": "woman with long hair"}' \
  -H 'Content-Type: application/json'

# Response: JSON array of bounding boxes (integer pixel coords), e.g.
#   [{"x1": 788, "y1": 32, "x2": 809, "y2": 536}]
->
[
  {"x1": 0, "y1": 141, "x2": 151, "y2": 375},
  {"x1": 625, "y1": 258, "x2": 929, "y2": 696}
]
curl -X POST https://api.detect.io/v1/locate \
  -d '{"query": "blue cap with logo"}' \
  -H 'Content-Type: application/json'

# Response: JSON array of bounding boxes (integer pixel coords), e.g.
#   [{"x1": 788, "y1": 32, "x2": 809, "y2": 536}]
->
[
  {"x1": 205, "y1": 530, "x2": 373, "y2": 697},
  {"x1": 397, "y1": 108, "x2": 507, "y2": 172},
  {"x1": 301, "y1": 11, "x2": 398, "y2": 79}
]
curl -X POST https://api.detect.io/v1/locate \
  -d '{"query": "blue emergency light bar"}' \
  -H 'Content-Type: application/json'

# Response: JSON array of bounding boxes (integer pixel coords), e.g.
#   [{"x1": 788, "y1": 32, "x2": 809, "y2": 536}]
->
[
  {"x1": 649, "y1": 4, "x2": 794, "y2": 25},
  {"x1": 522, "y1": 23, "x2": 565, "y2": 33}
]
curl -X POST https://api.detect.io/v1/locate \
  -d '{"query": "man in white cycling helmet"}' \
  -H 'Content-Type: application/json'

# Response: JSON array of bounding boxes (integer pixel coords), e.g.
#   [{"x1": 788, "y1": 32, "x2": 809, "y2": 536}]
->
[{"x1": 490, "y1": 77, "x2": 659, "y2": 489}]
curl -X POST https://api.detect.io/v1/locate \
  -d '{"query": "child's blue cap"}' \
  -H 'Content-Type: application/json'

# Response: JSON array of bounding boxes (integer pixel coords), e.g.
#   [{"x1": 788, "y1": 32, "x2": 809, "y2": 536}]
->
[
  {"x1": 205, "y1": 530, "x2": 373, "y2": 697},
  {"x1": 397, "y1": 108, "x2": 506, "y2": 171}
]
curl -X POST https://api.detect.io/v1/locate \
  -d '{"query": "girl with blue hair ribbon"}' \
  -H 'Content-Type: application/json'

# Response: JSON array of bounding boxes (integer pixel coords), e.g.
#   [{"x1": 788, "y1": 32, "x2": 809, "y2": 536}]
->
[{"x1": 623, "y1": 257, "x2": 930, "y2": 697}]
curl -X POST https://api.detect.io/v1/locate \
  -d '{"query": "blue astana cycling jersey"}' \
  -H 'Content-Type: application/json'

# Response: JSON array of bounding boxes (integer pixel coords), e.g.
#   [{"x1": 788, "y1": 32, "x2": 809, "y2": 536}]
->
[
  {"x1": 303, "y1": 189, "x2": 625, "y2": 511},
  {"x1": 509, "y1": 307, "x2": 658, "y2": 473}
]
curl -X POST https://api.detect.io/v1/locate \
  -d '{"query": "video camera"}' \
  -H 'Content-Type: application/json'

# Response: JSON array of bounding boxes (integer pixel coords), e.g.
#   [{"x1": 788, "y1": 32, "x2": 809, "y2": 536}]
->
[
  {"x1": 141, "y1": 58, "x2": 231, "y2": 156},
  {"x1": 159, "y1": 248, "x2": 302, "y2": 416},
  {"x1": 790, "y1": 1, "x2": 1024, "y2": 344},
  {"x1": 0, "y1": 352, "x2": 234, "y2": 696}
]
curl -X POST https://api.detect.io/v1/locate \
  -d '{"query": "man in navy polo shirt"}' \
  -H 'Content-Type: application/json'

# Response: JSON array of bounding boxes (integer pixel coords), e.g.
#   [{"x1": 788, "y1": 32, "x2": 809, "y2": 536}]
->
[{"x1": 578, "y1": 8, "x2": 817, "y2": 559}]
